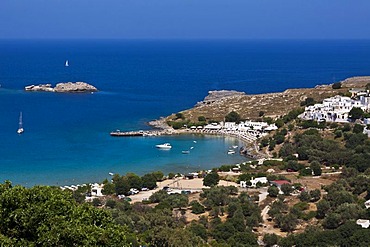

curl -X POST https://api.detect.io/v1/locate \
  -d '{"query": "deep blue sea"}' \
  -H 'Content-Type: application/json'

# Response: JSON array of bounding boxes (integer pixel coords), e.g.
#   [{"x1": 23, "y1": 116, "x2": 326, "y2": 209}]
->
[{"x1": 1, "y1": 39, "x2": 370, "y2": 186}]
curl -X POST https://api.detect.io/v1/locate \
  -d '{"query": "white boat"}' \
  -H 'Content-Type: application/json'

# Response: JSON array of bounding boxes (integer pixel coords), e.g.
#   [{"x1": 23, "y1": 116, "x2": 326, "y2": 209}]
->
[
  {"x1": 17, "y1": 112, "x2": 24, "y2": 134},
  {"x1": 227, "y1": 150, "x2": 235, "y2": 155},
  {"x1": 156, "y1": 143, "x2": 172, "y2": 149},
  {"x1": 182, "y1": 150, "x2": 190, "y2": 154},
  {"x1": 65, "y1": 60, "x2": 69, "y2": 67}
]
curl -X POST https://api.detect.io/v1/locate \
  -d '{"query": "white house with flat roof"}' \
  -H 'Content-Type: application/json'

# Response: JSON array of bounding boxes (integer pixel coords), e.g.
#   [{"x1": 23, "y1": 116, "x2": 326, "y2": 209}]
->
[
  {"x1": 300, "y1": 95, "x2": 369, "y2": 123},
  {"x1": 240, "y1": 177, "x2": 268, "y2": 188}
]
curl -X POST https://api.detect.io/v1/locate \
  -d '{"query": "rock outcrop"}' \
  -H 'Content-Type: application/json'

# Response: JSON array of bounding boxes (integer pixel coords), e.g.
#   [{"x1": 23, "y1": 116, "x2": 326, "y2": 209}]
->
[
  {"x1": 196, "y1": 90, "x2": 246, "y2": 106},
  {"x1": 25, "y1": 82, "x2": 98, "y2": 93}
]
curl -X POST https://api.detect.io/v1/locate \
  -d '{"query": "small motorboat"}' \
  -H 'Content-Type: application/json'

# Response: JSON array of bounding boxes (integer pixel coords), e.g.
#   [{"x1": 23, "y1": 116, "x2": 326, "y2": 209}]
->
[
  {"x1": 182, "y1": 150, "x2": 190, "y2": 154},
  {"x1": 17, "y1": 112, "x2": 24, "y2": 134},
  {"x1": 227, "y1": 150, "x2": 236, "y2": 155},
  {"x1": 156, "y1": 143, "x2": 172, "y2": 149}
]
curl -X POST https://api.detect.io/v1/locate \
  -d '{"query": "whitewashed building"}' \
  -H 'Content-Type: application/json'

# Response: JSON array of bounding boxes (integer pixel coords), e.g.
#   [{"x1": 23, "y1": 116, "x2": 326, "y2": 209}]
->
[
  {"x1": 240, "y1": 177, "x2": 268, "y2": 188},
  {"x1": 300, "y1": 95, "x2": 369, "y2": 123},
  {"x1": 204, "y1": 122, "x2": 222, "y2": 130}
]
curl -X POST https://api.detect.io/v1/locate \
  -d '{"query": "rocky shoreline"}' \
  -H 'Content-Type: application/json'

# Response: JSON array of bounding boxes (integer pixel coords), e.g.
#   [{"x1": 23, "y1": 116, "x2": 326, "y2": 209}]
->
[{"x1": 25, "y1": 82, "x2": 98, "y2": 93}]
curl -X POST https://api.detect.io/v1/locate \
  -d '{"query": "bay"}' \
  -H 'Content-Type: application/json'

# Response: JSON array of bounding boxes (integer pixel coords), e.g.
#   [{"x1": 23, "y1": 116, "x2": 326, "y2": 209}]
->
[{"x1": 1, "y1": 39, "x2": 370, "y2": 186}]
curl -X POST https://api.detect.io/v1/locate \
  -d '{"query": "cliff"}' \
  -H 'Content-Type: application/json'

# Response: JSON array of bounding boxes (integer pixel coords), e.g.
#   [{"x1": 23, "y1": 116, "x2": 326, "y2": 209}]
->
[{"x1": 25, "y1": 82, "x2": 98, "y2": 93}]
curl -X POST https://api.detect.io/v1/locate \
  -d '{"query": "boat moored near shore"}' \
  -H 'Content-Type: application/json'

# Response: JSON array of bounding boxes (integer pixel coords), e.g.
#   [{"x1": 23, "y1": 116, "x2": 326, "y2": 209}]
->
[{"x1": 156, "y1": 143, "x2": 172, "y2": 149}]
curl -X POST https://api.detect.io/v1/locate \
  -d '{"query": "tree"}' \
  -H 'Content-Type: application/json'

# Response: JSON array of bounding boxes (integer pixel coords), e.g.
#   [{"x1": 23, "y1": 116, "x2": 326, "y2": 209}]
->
[
  {"x1": 152, "y1": 171, "x2": 164, "y2": 181},
  {"x1": 203, "y1": 172, "x2": 220, "y2": 187},
  {"x1": 149, "y1": 190, "x2": 169, "y2": 203},
  {"x1": 164, "y1": 194, "x2": 188, "y2": 209},
  {"x1": 268, "y1": 186, "x2": 279, "y2": 197},
  {"x1": 349, "y1": 107, "x2": 364, "y2": 120},
  {"x1": 126, "y1": 173, "x2": 142, "y2": 189},
  {"x1": 309, "y1": 189, "x2": 321, "y2": 202},
  {"x1": 175, "y1": 112, "x2": 185, "y2": 119},
  {"x1": 190, "y1": 201, "x2": 205, "y2": 214},
  {"x1": 198, "y1": 116, "x2": 206, "y2": 122},
  {"x1": 353, "y1": 124, "x2": 364, "y2": 134},
  {"x1": 316, "y1": 199, "x2": 330, "y2": 219},
  {"x1": 281, "y1": 184, "x2": 293, "y2": 196},
  {"x1": 298, "y1": 191, "x2": 311, "y2": 202},
  {"x1": 113, "y1": 175, "x2": 130, "y2": 195},
  {"x1": 332, "y1": 82, "x2": 342, "y2": 89},
  {"x1": 105, "y1": 199, "x2": 117, "y2": 209},
  {"x1": 323, "y1": 213, "x2": 341, "y2": 229},
  {"x1": 277, "y1": 213, "x2": 298, "y2": 232},
  {"x1": 334, "y1": 129, "x2": 342, "y2": 138},
  {"x1": 92, "y1": 197, "x2": 102, "y2": 207},
  {"x1": 101, "y1": 179, "x2": 115, "y2": 195},
  {"x1": 259, "y1": 111, "x2": 265, "y2": 117},
  {"x1": 0, "y1": 183, "x2": 130, "y2": 246},
  {"x1": 279, "y1": 142, "x2": 295, "y2": 157},
  {"x1": 275, "y1": 119, "x2": 284, "y2": 128},
  {"x1": 141, "y1": 173, "x2": 157, "y2": 190},
  {"x1": 211, "y1": 221, "x2": 235, "y2": 242},
  {"x1": 274, "y1": 134, "x2": 285, "y2": 144},
  {"x1": 301, "y1": 97, "x2": 316, "y2": 107},
  {"x1": 188, "y1": 222, "x2": 207, "y2": 241},
  {"x1": 299, "y1": 168, "x2": 313, "y2": 176},
  {"x1": 228, "y1": 232, "x2": 258, "y2": 247},
  {"x1": 263, "y1": 233, "x2": 279, "y2": 247},
  {"x1": 225, "y1": 111, "x2": 241, "y2": 123},
  {"x1": 310, "y1": 161, "x2": 322, "y2": 176}
]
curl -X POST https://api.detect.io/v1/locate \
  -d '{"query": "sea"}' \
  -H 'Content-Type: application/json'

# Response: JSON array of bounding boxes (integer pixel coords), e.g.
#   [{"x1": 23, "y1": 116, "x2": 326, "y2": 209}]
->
[{"x1": 1, "y1": 39, "x2": 370, "y2": 186}]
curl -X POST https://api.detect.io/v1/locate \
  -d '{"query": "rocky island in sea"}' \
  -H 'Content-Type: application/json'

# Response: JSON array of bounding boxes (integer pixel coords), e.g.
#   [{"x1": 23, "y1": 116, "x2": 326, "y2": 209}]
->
[{"x1": 24, "y1": 81, "x2": 98, "y2": 93}]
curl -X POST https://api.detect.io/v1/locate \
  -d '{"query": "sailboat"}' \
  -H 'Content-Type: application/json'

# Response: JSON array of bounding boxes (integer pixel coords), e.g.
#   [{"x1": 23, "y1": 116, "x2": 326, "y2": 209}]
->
[
  {"x1": 65, "y1": 60, "x2": 69, "y2": 67},
  {"x1": 17, "y1": 112, "x2": 24, "y2": 134}
]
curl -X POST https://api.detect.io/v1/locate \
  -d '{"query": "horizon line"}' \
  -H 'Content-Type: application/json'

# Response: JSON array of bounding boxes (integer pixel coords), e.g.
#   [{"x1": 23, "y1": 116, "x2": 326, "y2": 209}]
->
[{"x1": 1, "y1": 37, "x2": 370, "y2": 41}]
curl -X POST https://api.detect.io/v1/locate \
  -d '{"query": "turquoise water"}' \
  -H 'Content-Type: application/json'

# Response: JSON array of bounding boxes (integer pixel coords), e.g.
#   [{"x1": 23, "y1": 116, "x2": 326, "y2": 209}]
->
[{"x1": 1, "y1": 40, "x2": 370, "y2": 186}]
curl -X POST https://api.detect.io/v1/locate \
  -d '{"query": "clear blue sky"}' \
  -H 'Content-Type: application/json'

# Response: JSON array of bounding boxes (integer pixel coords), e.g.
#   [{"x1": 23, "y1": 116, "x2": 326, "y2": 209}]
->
[{"x1": 1, "y1": 0, "x2": 370, "y2": 39}]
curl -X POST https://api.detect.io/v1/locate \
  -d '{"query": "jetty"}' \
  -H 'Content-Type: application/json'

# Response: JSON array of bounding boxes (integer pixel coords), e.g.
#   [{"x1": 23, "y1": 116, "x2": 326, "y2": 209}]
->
[{"x1": 110, "y1": 130, "x2": 169, "y2": 137}]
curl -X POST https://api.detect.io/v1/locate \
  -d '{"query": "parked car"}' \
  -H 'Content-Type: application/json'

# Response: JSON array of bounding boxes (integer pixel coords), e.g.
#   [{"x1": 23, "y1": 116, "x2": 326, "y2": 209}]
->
[{"x1": 129, "y1": 188, "x2": 139, "y2": 194}]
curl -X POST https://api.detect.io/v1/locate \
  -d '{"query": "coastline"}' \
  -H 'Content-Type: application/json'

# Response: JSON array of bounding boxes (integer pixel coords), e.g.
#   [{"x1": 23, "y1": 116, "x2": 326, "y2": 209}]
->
[{"x1": 146, "y1": 117, "x2": 266, "y2": 159}]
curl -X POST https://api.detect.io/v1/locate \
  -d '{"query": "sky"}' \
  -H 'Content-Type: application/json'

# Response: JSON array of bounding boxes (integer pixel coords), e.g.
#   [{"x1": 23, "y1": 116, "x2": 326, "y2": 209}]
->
[{"x1": 1, "y1": 0, "x2": 370, "y2": 39}]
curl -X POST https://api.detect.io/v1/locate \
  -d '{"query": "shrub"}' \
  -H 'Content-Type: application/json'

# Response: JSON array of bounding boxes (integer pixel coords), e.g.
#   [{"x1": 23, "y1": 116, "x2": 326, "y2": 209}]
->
[
  {"x1": 225, "y1": 111, "x2": 241, "y2": 123},
  {"x1": 281, "y1": 184, "x2": 293, "y2": 196},
  {"x1": 332, "y1": 82, "x2": 342, "y2": 89},
  {"x1": 299, "y1": 168, "x2": 313, "y2": 176},
  {"x1": 198, "y1": 116, "x2": 206, "y2": 122},
  {"x1": 353, "y1": 124, "x2": 364, "y2": 134},
  {"x1": 310, "y1": 161, "x2": 322, "y2": 176},
  {"x1": 190, "y1": 200, "x2": 205, "y2": 214},
  {"x1": 268, "y1": 186, "x2": 279, "y2": 197},
  {"x1": 298, "y1": 191, "x2": 311, "y2": 202},
  {"x1": 175, "y1": 112, "x2": 185, "y2": 119},
  {"x1": 334, "y1": 129, "x2": 342, "y2": 138},
  {"x1": 263, "y1": 233, "x2": 279, "y2": 247},
  {"x1": 203, "y1": 172, "x2": 220, "y2": 187}
]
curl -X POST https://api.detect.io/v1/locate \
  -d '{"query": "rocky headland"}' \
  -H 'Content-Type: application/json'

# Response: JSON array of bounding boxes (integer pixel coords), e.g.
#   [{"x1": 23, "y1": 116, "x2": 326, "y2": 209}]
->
[
  {"x1": 166, "y1": 76, "x2": 370, "y2": 122},
  {"x1": 25, "y1": 82, "x2": 98, "y2": 93}
]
